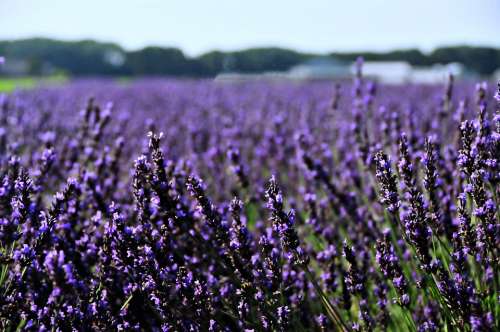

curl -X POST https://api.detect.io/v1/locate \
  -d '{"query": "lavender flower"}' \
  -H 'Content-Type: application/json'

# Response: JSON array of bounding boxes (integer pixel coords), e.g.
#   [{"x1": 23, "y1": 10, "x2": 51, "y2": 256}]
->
[
  {"x1": 343, "y1": 242, "x2": 374, "y2": 330},
  {"x1": 376, "y1": 229, "x2": 410, "y2": 307},
  {"x1": 398, "y1": 133, "x2": 433, "y2": 270},
  {"x1": 0, "y1": 73, "x2": 497, "y2": 331},
  {"x1": 374, "y1": 151, "x2": 400, "y2": 214},
  {"x1": 265, "y1": 175, "x2": 305, "y2": 264}
]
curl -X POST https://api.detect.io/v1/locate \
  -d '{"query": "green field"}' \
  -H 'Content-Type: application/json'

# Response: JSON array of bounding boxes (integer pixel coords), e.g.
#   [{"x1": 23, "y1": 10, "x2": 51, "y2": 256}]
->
[{"x1": 0, "y1": 75, "x2": 68, "y2": 93}]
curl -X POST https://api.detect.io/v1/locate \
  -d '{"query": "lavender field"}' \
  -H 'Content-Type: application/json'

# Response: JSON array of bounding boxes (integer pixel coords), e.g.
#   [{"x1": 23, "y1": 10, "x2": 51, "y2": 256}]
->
[{"x1": 0, "y1": 67, "x2": 499, "y2": 331}]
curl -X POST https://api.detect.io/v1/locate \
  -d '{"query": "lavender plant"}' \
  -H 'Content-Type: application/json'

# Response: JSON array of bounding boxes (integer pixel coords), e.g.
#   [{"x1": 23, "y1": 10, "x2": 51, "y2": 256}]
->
[{"x1": 0, "y1": 68, "x2": 498, "y2": 331}]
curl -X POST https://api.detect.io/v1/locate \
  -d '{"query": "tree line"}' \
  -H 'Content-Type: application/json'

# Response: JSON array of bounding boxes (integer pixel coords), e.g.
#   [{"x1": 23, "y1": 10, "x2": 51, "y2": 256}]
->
[{"x1": 0, "y1": 38, "x2": 499, "y2": 77}]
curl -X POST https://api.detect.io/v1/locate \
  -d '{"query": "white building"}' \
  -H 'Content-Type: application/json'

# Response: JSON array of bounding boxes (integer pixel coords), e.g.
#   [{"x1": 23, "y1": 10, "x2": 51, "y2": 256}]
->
[
  {"x1": 213, "y1": 58, "x2": 476, "y2": 85},
  {"x1": 352, "y1": 61, "x2": 412, "y2": 84},
  {"x1": 215, "y1": 57, "x2": 351, "y2": 82},
  {"x1": 288, "y1": 57, "x2": 350, "y2": 80},
  {"x1": 411, "y1": 63, "x2": 466, "y2": 84},
  {"x1": 214, "y1": 71, "x2": 288, "y2": 82},
  {"x1": 348, "y1": 61, "x2": 473, "y2": 85}
]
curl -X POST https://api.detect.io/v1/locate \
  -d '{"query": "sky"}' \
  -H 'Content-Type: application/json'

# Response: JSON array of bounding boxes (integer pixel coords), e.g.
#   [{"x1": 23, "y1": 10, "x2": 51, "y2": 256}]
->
[{"x1": 1, "y1": 0, "x2": 499, "y2": 56}]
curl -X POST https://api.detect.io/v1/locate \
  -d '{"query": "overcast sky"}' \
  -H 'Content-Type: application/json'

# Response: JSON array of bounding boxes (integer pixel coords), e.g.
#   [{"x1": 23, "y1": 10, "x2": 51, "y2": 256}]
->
[{"x1": 1, "y1": 0, "x2": 499, "y2": 56}]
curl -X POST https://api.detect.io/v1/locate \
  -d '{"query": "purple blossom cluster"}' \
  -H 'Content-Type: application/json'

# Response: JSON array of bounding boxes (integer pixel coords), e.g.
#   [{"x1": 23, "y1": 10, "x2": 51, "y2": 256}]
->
[{"x1": 0, "y1": 70, "x2": 498, "y2": 331}]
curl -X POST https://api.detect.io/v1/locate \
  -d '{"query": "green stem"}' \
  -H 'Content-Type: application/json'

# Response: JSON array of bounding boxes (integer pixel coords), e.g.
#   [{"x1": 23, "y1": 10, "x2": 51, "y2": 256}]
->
[{"x1": 302, "y1": 262, "x2": 351, "y2": 332}]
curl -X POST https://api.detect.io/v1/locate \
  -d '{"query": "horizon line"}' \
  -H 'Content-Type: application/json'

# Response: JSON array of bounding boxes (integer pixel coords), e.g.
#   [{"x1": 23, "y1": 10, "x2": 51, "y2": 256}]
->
[{"x1": 1, "y1": 36, "x2": 499, "y2": 58}]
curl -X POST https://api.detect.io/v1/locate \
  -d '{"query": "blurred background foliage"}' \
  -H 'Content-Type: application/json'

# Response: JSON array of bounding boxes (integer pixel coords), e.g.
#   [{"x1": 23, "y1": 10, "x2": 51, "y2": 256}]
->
[{"x1": 1, "y1": 38, "x2": 499, "y2": 78}]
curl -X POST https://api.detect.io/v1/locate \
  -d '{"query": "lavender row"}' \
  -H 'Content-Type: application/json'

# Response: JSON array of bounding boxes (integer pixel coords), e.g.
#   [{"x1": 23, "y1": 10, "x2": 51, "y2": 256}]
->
[{"x1": 0, "y1": 70, "x2": 498, "y2": 331}]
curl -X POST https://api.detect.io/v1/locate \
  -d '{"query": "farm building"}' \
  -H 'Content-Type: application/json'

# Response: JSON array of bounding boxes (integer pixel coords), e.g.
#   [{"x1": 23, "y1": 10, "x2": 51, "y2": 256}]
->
[
  {"x1": 352, "y1": 61, "x2": 412, "y2": 84},
  {"x1": 287, "y1": 57, "x2": 351, "y2": 80},
  {"x1": 411, "y1": 63, "x2": 468, "y2": 84}
]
